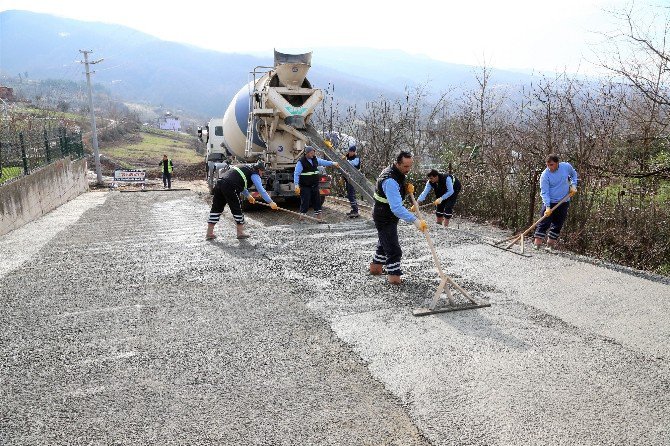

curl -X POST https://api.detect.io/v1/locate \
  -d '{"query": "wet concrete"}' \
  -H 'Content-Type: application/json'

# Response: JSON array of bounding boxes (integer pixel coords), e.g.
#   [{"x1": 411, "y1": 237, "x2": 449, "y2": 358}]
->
[{"x1": 1, "y1": 187, "x2": 669, "y2": 445}]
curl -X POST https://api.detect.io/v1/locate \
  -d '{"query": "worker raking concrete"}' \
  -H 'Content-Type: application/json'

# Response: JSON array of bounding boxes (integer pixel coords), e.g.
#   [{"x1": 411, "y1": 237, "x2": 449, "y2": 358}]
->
[
  {"x1": 370, "y1": 151, "x2": 428, "y2": 285},
  {"x1": 534, "y1": 154, "x2": 578, "y2": 251},
  {"x1": 412, "y1": 167, "x2": 462, "y2": 228},
  {"x1": 205, "y1": 160, "x2": 278, "y2": 240}
]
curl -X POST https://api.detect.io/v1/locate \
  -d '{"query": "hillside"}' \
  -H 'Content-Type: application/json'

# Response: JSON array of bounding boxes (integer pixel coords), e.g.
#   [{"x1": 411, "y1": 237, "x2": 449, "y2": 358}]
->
[{"x1": 0, "y1": 10, "x2": 539, "y2": 117}]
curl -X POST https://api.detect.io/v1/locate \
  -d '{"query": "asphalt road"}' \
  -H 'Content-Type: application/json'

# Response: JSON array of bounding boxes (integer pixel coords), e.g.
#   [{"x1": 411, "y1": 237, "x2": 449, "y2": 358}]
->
[{"x1": 1, "y1": 188, "x2": 668, "y2": 445}]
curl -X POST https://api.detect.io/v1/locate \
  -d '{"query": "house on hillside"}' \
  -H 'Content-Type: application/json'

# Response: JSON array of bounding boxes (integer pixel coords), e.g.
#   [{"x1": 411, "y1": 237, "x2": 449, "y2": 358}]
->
[
  {"x1": 0, "y1": 85, "x2": 15, "y2": 101},
  {"x1": 157, "y1": 112, "x2": 180, "y2": 132}
]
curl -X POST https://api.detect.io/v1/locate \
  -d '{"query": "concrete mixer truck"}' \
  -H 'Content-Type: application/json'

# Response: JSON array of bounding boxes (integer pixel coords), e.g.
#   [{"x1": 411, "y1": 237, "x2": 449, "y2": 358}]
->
[{"x1": 198, "y1": 51, "x2": 375, "y2": 203}]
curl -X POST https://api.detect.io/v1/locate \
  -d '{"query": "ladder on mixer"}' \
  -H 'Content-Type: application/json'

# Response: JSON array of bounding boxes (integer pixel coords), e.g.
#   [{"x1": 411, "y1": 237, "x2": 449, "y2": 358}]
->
[{"x1": 244, "y1": 66, "x2": 273, "y2": 159}]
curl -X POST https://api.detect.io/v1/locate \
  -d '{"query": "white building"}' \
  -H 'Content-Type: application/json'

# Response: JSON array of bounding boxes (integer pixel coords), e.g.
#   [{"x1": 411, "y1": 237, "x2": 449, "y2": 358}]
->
[{"x1": 158, "y1": 112, "x2": 180, "y2": 131}]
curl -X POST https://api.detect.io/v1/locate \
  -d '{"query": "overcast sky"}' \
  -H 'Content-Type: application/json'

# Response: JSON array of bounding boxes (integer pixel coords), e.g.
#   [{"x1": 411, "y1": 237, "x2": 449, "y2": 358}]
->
[{"x1": 0, "y1": 0, "x2": 657, "y2": 73}]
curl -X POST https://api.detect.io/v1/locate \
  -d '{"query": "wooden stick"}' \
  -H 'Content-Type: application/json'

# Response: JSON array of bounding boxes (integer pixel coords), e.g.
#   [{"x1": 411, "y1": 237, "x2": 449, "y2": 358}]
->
[
  {"x1": 408, "y1": 193, "x2": 445, "y2": 279},
  {"x1": 254, "y1": 201, "x2": 322, "y2": 223}
]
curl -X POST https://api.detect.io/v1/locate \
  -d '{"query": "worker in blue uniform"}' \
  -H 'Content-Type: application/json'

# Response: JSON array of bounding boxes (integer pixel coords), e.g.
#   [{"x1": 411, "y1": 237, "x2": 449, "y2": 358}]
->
[
  {"x1": 370, "y1": 151, "x2": 427, "y2": 285},
  {"x1": 293, "y1": 145, "x2": 339, "y2": 221},
  {"x1": 414, "y1": 168, "x2": 462, "y2": 228},
  {"x1": 534, "y1": 154, "x2": 578, "y2": 251},
  {"x1": 206, "y1": 160, "x2": 278, "y2": 240},
  {"x1": 342, "y1": 144, "x2": 361, "y2": 218}
]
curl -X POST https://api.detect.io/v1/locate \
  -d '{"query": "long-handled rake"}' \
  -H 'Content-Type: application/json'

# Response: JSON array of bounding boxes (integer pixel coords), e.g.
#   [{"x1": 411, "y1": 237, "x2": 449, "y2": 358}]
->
[
  {"x1": 408, "y1": 192, "x2": 491, "y2": 316},
  {"x1": 254, "y1": 201, "x2": 323, "y2": 223},
  {"x1": 490, "y1": 193, "x2": 570, "y2": 255}
]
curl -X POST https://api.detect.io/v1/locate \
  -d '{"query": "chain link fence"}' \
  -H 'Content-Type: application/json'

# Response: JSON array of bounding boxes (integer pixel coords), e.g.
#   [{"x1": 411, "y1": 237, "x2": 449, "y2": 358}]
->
[{"x1": 0, "y1": 128, "x2": 84, "y2": 186}]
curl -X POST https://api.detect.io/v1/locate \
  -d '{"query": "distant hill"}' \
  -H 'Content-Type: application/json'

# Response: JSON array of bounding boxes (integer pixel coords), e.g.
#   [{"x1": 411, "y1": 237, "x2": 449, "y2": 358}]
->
[{"x1": 0, "y1": 10, "x2": 539, "y2": 118}]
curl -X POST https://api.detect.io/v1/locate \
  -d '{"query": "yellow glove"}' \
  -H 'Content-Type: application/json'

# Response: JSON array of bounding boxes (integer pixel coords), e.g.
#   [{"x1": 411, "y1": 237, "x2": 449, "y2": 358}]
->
[
  {"x1": 409, "y1": 204, "x2": 417, "y2": 213},
  {"x1": 332, "y1": 162, "x2": 340, "y2": 168},
  {"x1": 434, "y1": 198, "x2": 442, "y2": 206},
  {"x1": 270, "y1": 202, "x2": 278, "y2": 210},
  {"x1": 295, "y1": 186, "x2": 301, "y2": 195},
  {"x1": 324, "y1": 140, "x2": 333, "y2": 148},
  {"x1": 406, "y1": 183, "x2": 415, "y2": 194},
  {"x1": 544, "y1": 207, "x2": 552, "y2": 217},
  {"x1": 247, "y1": 196, "x2": 256, "y2": 204},
  {"x1": 413, "y1": 219, "x2": 428, "y2": 233},
  {"x1": 569, "y1": 186, "x2": 577, "y2": 197},
  {"x1": 341, "y1": 154, "x2": 347, "y2": 160}
]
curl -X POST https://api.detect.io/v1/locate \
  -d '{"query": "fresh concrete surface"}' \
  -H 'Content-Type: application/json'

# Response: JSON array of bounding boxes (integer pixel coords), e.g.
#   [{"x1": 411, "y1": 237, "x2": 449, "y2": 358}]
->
[{"x1": 1, "y1": 189, "x2": 668, "y2": 445}]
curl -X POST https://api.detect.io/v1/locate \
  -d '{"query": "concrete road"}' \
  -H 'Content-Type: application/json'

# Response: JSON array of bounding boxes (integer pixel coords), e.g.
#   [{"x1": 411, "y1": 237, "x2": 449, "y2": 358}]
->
[{"x1": 1, "y1": 189, "x2": 668, "y2": 445}]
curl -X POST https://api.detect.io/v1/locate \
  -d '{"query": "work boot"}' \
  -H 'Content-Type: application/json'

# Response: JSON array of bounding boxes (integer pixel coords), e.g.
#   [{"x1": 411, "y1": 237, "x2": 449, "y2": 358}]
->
[
  {"x1": 369, "y1": 263, "x2": 383, "y2": 275},
  {"x1": 348, "y1": 210, "x2": 360, "y2": 218},
  {"x1": 388, "y1": 275, "x2": 402, "y2": 285}
]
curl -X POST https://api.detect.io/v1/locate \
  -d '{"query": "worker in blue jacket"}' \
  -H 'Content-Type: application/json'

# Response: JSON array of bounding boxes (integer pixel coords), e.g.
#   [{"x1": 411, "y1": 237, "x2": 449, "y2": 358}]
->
[
  {"x1": 533, "y1": 154, "x2": 578, "y2": 251},
  {"x1": 370, "y1": 151, "x2": 427, "y2": 285},
  {"x1": 414, "y1": 168, "x2": 462, "y2": 228},
  {"x1": 206, "y1": 160, "x2": 278, "y2": 240},
  {"x1": 293, "y1": 145, "x2": 339, "y2": 221}
]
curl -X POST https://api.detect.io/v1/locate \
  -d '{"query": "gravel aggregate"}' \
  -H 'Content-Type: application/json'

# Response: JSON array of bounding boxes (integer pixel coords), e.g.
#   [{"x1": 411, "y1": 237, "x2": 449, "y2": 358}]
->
[{"x1": 1, "y1": 188, "x2": 668, "y2": 445}]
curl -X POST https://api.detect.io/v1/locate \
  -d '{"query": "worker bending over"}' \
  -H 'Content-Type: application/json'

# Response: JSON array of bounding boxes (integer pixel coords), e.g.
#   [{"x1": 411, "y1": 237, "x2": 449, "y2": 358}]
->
[
  {"x1": 370, "y1": 151, "x2": 427, "y2": 285},
  {"x1": 206, "y1": 160, "x2": 278, "y2": 240},
  {"x1": 414, "y1": 168, "x2": 462, "y2": 227}
]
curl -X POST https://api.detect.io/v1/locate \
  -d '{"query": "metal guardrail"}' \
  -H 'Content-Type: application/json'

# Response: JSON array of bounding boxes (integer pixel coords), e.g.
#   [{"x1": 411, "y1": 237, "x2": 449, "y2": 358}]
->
[{"x1": 0, "y1": 128, "x2": 84, "y2": 186}]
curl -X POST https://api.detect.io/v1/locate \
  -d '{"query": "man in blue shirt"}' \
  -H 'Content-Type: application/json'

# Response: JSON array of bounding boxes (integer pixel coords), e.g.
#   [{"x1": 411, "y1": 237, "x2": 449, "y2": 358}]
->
[
  {"x1": 533, "y1": 154, "x2": 578, "y2": 251},
  {"x1": 414, "y1": 168, "x2": 462, "y2": 228},
  {"x1": 206, "y1": 160, "x2": 278, "y2": 240},
  {"x1": 342, "y1": 144, "x2": 361, "y2": 218},
  {"x1": 370, "y1": 151, "x2": 428, "y2": 285},
  {"x1": 293, "y1": 145, "x2": 339, "y2": 221}
]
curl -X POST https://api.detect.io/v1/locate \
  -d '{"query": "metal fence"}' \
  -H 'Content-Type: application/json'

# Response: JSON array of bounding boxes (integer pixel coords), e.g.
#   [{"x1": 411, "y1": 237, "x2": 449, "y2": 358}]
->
[{"x1": 0, "y1": 128, "x2": 85, "y2": 186}]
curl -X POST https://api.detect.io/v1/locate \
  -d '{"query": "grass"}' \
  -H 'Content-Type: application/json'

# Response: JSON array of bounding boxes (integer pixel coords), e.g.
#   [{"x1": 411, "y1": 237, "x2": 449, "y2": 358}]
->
[
  {"x1": 0, "y1": 166, "x2": 23, "y2": 185},
  {"x1": 104, "y1": 131, "x2": 201, "y2": 169}
]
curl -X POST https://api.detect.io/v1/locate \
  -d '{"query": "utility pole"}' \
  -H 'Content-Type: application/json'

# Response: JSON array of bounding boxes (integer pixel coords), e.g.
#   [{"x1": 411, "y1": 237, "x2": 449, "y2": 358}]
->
[{"x1": 79, "y1": 50, "x2": 104, "y2": 185}]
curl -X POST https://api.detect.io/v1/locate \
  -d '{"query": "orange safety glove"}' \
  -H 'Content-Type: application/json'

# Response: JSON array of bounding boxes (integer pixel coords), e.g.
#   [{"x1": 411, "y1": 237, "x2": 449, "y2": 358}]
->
[
  {"x1": 409, "y1": 204, "x2": 417, "y2": 213},
  {"x1": 413, "y1": 219, "x2": 428, "y2": 233},
  {"x1": 434, "y1": 198, "x2": 443, "y2": 206},
  {"x1": 270, "y1": 202, "x2": 278, "y2": 210},
  {"x1": 405, "y1": 183, "x2": 415, "y2": 194},
  {"x1": 569, "y1": 186, "x2": 577, "y2": 197},
  {"x1": 544, "y1": 207, "x2": 552, "y2": 217},
  {"x1": 295, "y1": 186, "x2": 301, "y2": 196},
  {"x1": 247, "y1": 196, "x2": 256, "y2": 204}
]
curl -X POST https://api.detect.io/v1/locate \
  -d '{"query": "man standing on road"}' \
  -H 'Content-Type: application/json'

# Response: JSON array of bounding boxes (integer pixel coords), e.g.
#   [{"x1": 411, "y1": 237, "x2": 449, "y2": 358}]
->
[
  {"x1": 206, "y1": 160, "x2": 278, "y2": 240},
  {"x1": 293, "y1": 145, "x2": 339, "y2": 221},
  {"x1": 159, "y1": 154, "x2": 173, "y2": 189},
  {"x1": 342, "y1": 144, "x2": 361, "y2": 218},
  {"x1": 413, "y1": 168, "x2": 462, "y2": 228},
  {"x1": 370, "y1": 151, "x2": 427, "y2": 285},
  {"x1": 533, "y1": 154, "x2": 579, "y2": 251}
]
